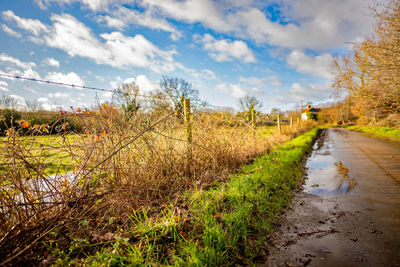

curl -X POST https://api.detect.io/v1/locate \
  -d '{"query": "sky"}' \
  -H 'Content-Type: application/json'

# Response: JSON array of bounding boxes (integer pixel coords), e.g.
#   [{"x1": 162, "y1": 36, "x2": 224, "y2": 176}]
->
[{"x1": 0, "y1": 0, "x2": 378, "y2": 112}]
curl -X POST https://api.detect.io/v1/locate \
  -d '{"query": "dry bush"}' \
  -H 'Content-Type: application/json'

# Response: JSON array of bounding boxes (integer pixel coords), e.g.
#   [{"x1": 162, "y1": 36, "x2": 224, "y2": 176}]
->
[
  {"x1": 375, "y1": 113, "x2": 400, "y2": 128},
  {"x1": 0, "y1": 107, "x2": 313, "y2": 264}
]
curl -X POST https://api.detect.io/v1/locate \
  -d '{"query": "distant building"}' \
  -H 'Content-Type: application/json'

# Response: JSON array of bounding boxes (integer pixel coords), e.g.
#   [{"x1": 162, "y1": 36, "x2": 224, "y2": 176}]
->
[{"x1": 301, "y1": 105, "x2": 320, "y2": 120}]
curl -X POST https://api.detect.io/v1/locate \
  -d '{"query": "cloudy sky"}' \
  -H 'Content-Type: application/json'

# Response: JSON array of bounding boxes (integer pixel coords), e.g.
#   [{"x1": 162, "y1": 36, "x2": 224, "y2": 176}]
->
[{"x1": 0, "y1": 0, "x2": 377, "y2": 112}]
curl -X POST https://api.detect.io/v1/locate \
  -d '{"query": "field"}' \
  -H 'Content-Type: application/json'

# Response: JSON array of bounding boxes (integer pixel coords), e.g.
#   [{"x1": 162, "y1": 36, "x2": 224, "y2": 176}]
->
[{"x1": 0, "y1": 107, "x2": 316, "y2": 265}]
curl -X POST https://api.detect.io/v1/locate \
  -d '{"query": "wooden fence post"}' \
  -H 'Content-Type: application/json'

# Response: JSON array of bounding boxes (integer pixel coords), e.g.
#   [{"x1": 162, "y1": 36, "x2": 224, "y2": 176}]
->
[
  {"x1": 184, "y1": 99, "x2": 192, "y2": 144},
  {"x1": 251, "y1": 108, "x2": 256, "y2": 138},
  {"x1": 290, "y1": 114, "x2": 293, "y2": 128},
  {"x1": 251, "y1": 108, "x2": 256, "y2": 128},
  {"x1": 277, "y1": 114, "x2": 281, "y2": 132},
  {"x1": 184, "y1": 99, "x2": 192, "y2": 175}
]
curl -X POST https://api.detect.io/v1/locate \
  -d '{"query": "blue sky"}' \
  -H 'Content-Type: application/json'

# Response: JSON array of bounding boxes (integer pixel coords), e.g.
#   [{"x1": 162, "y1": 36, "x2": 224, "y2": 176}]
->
[{"x1": 0, "y1": 0, "x2": 377, "y2": 112}]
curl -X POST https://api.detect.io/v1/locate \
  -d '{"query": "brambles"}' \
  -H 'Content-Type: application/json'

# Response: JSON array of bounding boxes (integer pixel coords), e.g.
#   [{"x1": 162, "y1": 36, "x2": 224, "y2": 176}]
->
[{"x1": 0, "y1": 83, "x2": 316, "y2": 264}]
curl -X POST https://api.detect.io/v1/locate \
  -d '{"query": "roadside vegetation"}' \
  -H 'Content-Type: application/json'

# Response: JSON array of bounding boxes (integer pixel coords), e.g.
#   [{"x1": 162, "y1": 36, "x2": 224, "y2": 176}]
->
[
  {"x1": 345, "y1": 125, "x2": 400, "y2": 141},
  {"x1": 0, "y1": 75, "x2": 318, "y2": 265},
  {"x1": 41, "y1": 128, "x2": 319, "y2": 266}
]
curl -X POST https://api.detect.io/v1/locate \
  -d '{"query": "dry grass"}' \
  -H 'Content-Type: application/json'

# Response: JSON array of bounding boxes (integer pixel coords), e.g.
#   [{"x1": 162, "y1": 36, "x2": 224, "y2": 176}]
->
[{"x1": 0, "y1": 107, "x2": 314, "y2": 264}]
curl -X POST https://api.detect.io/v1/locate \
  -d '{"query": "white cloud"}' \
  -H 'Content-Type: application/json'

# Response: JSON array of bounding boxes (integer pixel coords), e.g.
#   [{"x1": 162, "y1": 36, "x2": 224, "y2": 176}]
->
[
  {"x1": 1, "y1": 24, "x2": 21, "y2": 38},
  {"x1": 49, "y1": 92, "x2": 70, "y2": 98},
  {"x1": 286, "y1": 50, "x2": 334, "y2": 79},
  {"x1": 134, "y1": 75, "x2": 157, "y2": 93},
  {"x1": 287, "y1": 82, "x2": 332, "y2": 102},
  {"x1": 37, "y1": 97, "x2": 49, "y2": 103},
  {"x1": 0, "y1": 53, "x2": 40, "y2": 79},
  {"x1": 200, "y1": 69, "x2": 216, "y2": 80},
  {"x1": 2, "y1": 10, "x2": 48, "y2": 36},
  {"x1": 98, "y1": 16, "x2": 125, "y2": 29},
  {"x1": 34, "y1": 95, "x2": 64, "y2": 110},
  {"x1": 98, "y1": 6, "x2": 182, "y2": 40},
  {"x1": 44, "y1": 72, "x2": 85, "y2": 86},
  {"x1": 0, "y1": 80, "x2": 9, "y2": 92},
  {"x1": 100, "y1": 31, "x2": 176, "y2": 72},
  {"x1": 0, "y1": 53, "x2": 36, "y2": 70},
  {"x1": 239, "y1": 75, "x2": 282, "y2": 87},
  {"x1": 196, "y1": 34, "x2": 255, "y2": 63},
  {"x1": 112, "y1": 75, "x2": 157, "y2": 94},
  {"x1": 110, "y1": 76, "x2": 122, "y2": 89},
  {"x1": 216, "y1": 83, "x2": 247, "y2": 99},
  {"x1": 43, "y1": 57, "x2": 60, "y2": 68},
  {"x1": 142, "y1": 0, "x2": 229, "y2": 32},
  {"x1": 33, "y1": 0, "x2": 376, "y2": 51},
  {"x1": 229, "y1": 1, "x2": 376, "y2": 50},
  {"x1": 135, "y1": 0, "x2": 375, "y2": 51},
  {"x1": 3, "y1": 11, "x2": 178, "y2": 73},
  {"x1": 35, "y1": 0, "x2": 125, "y2": 11}
]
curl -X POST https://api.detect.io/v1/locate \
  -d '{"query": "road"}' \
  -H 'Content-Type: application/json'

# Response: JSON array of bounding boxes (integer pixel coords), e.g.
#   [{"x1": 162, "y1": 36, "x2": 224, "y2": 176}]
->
[{"x1": 262, "y1": 128, "x2": 400, "y2": 267}]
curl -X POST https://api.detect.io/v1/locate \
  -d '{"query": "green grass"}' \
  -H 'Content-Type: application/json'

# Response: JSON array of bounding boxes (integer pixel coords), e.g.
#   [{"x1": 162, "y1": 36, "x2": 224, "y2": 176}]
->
[
  {"x1": 346, "y1": 125, "x2": 400, "y2": 141},
  {"x1": 51, "y1": 128, "x2": 320, "y2": 266},
  {"x1": 0, "y1": 134, "x2": 79, "y2": 175},
  {"x1": 258, "y1": 125, "x2": 276, "y2": 136}
]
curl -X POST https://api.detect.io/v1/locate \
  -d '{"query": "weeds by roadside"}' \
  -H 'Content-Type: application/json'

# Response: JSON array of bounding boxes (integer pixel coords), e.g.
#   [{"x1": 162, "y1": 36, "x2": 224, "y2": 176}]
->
[
  {"x1": 345, "y1": 125, "x2": 400, "y2": 141},
  {"x1": 53, "y1": 127, "x2": 319, "y2": 266},
  {"x1": 0, "y1": 103, "x2": 316, "y2": 265}
]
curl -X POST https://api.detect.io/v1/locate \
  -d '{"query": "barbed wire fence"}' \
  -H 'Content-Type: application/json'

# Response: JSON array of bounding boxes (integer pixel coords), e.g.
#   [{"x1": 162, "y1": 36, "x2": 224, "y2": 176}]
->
[{"x1": 0, "y1": 71, "x2": 311, "y2": 264}]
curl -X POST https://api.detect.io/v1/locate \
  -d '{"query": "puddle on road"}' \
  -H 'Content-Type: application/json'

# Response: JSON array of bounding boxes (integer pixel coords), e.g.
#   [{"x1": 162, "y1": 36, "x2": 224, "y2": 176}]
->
[{"x1": 304, "y1": 131, "x2": 357, "y2": 196}]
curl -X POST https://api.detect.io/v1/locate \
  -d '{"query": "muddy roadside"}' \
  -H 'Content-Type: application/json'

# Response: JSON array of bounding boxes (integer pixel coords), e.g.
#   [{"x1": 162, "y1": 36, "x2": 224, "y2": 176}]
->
[{"x1": 260, "y1": 128, "x2": 400, "y2": 267}]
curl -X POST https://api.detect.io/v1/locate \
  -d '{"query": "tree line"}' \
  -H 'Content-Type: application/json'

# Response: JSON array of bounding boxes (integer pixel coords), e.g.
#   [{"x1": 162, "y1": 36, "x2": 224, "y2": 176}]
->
[{"x1": 333, "y1": 0, "x2": 400, "y2": 122}]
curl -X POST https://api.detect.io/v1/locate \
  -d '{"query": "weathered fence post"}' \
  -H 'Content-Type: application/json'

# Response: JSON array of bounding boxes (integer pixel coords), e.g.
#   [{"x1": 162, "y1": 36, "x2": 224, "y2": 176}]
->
[
  {"x1": 184, "y1": 99, "x2": 192, "y2": 144},
  {"x1": 250, "y1": 108, "x2": 256, "y2": 138},
  {"x1": 184, "y1": 99, "x2": 192, "y2": 175},
  {"x1": 251, "y1": 108, "x2": 255, "y2": 128},
  {"x1": 290, "y1": 114, "x2": 293, "y2": 128},
  {"x1": 277, "y1": 114, "x2": 281, "y2": 132}
]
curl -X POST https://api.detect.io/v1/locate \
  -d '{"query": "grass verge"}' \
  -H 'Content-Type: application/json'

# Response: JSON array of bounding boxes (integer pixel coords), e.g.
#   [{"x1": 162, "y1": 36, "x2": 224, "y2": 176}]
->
[
  {"x1": 345, "y1": 125, "x2": 400, "y2": 141},
  {"x1": 71, "y1": 127, "x2": 320, "y2": 266}
]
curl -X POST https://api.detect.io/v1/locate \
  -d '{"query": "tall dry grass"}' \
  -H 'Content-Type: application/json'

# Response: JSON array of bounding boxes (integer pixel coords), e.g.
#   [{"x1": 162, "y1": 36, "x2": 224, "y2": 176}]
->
[{"x1": 0, "y1": 106, "x2": 314, "y2": 264}]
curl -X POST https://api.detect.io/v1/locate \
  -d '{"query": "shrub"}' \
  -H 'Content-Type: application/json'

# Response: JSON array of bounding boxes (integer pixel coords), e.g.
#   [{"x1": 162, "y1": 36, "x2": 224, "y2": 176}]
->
[
  {"x1": 0, "y1": 109, "x2": 21, "y2": 134},
  {"x1": 306, "y1": 112, "x2": 318, "y2": 121}
]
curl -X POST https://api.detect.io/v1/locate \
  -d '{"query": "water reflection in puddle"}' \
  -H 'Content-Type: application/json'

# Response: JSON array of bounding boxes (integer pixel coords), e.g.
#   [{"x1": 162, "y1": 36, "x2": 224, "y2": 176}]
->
[{"x1": 304, "y1": 132, "x2": 357, "y2": 196}]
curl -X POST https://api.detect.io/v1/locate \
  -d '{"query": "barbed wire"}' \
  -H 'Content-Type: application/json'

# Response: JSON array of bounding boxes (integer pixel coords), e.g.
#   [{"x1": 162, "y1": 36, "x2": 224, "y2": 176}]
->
[
  {"x1": 0, "y1": 73, "x2": 154, "y2": 99},
  {"x1": 0, "y1": 73, "x2": 245, "y2": 111},
  {"x1": 0, "y1": 73, "x2": 115, "y2": 92}
]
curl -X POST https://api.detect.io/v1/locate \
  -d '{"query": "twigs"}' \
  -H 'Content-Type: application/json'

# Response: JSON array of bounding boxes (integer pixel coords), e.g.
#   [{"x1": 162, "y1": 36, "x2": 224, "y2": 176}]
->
[{"x1": 0, "y1": 107, "x2": 289, "y2": 265}]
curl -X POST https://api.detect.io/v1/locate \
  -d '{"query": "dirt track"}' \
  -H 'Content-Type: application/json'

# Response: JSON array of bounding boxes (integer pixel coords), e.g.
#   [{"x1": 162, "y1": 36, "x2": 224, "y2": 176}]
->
[{"x1": 262, "y1": 128, "x2": 400, "y2": 267}]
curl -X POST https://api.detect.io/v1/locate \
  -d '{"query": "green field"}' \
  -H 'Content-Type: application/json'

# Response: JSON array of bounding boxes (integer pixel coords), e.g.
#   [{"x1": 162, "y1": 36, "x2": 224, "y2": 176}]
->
[{"x1": 0, "y1": 134, "x2": 79, "y2": 175}]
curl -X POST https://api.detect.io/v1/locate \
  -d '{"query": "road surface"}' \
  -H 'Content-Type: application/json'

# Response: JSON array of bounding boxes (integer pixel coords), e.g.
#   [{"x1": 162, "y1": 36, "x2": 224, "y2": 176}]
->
[{"x1": 262, "y1": 128, "x2": 400, "y2": 267}]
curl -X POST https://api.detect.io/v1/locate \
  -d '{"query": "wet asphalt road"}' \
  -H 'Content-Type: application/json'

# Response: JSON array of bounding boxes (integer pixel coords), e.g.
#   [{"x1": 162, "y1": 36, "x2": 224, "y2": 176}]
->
[{"x1": 263, "y1": 128, "x2": 400, "y2": 267}]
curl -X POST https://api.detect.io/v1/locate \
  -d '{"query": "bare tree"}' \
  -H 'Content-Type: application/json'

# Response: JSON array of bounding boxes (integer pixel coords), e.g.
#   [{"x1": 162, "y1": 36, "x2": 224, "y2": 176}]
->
[
  {"x1": 332, "y1": 0, "x2": 400, "y2": 121},
  {"x1": 117, "y1": 81, "x2": 141, "y2": 120},
  {"x1": 239, "y1": 95, "x2": 262, "y2": 112},
  {"x1": 0, "y1": 95, "x2": 18, "y2": 109},
  {"x1": 158, "y1": 76, "x2": 199, "y2": 114},
  {"x1": 26, "y1": 99, "x2": 40, "y2": 112}
]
